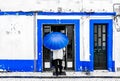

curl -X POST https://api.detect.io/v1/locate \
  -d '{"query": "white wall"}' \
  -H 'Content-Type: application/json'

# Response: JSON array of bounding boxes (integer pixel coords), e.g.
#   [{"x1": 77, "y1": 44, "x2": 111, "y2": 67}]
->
[
  {"x1": 0, "y1": 15, "x2": 34, "y2": 59},
  {"x1": 0, "y1": 0, "x2": 118, "y2": 12},
  {"x1": 80, "y1": 16, "x2": 90, "y2": 61},
  {"x1": 113, "y1": 17, "x2": 120, "y2": 70}
]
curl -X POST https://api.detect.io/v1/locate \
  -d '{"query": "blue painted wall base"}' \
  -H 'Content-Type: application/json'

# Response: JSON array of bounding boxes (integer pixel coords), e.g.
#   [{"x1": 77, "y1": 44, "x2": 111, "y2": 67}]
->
[
  {"x1": 0, "y1": 60, "x2": 34, "y2": 72},
  {"x1": 80, "y1": 61, "x2": 92, "y2": 72}
]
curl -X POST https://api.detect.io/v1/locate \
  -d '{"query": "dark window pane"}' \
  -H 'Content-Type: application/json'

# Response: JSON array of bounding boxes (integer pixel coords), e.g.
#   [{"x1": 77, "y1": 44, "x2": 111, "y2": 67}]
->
[
  {"x1": 103, "y1": 34, "x2": 106, "y2": 41},
  {"x1": 98, "y1": 26, "x2": 101, "y2": 37},
  {"x1": 102, "y1": 25, "x2": 106, "y2": 33},
  {"x1": 102, "y1": 42, "x2": 106, "y2": 50},
  {"x1": 94, "y1": 25, "x2": 97, "y2": 33},
  {"x1": 95, "y1": 42, "x2": 97, "y2": 47},
  {"x1": 98, "y1": 38, "x2": 101, "y2": 46},
  {"x1": 94, "y1": 34, "x2": 97, "y2": 42}
]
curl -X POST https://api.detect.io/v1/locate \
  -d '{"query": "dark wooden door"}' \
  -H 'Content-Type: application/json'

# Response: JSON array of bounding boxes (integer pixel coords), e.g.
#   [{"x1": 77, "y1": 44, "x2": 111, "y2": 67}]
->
[{"x1": 94, "y1": 24, "x2": 107, "y2": 70}]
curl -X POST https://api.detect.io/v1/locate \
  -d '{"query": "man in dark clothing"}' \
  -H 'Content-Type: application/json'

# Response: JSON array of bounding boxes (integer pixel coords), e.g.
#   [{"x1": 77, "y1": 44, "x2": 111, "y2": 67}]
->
[{"x1": 52, "y1": 48, "x2": 65, "y2": 76}]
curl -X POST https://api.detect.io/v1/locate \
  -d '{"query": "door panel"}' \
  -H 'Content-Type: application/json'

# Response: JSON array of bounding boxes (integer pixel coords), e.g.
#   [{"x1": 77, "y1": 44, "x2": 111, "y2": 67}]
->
[
  {"x1": 94, "y1": 24, "x2": 107, "y2": 70},
  {"x1": 66, "y1": 25, "x2": 74, "y2": 70},
  {"x1": 43, "y1": 25, "x2": 52, "y2": 71}
]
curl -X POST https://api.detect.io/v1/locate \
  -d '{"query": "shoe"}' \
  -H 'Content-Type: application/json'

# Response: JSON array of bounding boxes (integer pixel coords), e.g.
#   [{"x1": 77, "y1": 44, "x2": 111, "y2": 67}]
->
[
  {"x1": 59, "y1": 72, "x2": 62, "y2": 75},
  {"x1": 56, "y1": 74, "x2": 58, "y2": 77}
]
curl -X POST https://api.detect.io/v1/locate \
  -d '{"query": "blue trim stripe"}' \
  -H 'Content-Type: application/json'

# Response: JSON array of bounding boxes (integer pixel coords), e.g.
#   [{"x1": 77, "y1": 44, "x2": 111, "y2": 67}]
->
[
  {"x1": 37, "y1": 19, "x2": 80, "y2": 72},
  {"x1": 90, "y1": 20, "x2": 94, "y2": 71},
  {"x1": 38, "y1": 12, "x2": 116, "y2": 16},
  {"x1": 90, "y1": 19, "x2": 114, "y2": 72},
  {"x1": 0, "y1": 60, "x2": 34, "y2": 72},
  {"x1": 0, "y1": 11, "x2": 116, "y2": 16},
  {"x1": 0, "y1": 12, "x2": 33, "y2": 15}
]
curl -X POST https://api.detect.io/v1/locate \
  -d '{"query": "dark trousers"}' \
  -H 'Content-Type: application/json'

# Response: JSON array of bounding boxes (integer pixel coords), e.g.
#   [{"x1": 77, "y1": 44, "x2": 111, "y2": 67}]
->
[{"x1": 53, "y1": 59, "x2": 62, "y2": 75}]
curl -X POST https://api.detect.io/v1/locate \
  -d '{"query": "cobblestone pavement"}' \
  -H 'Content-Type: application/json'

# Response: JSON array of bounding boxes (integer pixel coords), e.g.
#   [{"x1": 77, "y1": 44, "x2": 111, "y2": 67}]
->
[{"x1": 0, "y1": 78, "x2": 120, "y2": 81}]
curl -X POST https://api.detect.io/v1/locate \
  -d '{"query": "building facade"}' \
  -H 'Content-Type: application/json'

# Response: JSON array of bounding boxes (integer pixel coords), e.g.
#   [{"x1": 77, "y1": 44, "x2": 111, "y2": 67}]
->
[{"x1": 0, "y1": 0, "x2": 119, "y2": 72}]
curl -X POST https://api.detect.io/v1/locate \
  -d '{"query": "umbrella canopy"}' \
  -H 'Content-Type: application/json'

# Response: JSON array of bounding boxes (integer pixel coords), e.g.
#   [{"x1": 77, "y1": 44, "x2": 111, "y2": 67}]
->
[{"x1": 43, "y1": 32, "x2": 69, "y2": 50}]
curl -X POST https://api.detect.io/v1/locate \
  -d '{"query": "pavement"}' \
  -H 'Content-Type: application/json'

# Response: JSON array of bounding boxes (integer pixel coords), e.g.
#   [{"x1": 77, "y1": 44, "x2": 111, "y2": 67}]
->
[{"x1": 0, "y1": 71, "x2": 120, "y2": 81}]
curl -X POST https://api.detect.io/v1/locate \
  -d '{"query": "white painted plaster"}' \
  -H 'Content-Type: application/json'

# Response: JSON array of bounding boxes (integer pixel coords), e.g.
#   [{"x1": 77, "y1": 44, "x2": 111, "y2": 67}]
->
[
  {"x1": 0, "y1": 0, "x2": 118, "y2": 12},
  {"x1": 0, "y1": 16, "x2": 34, "y2": 59},
  {"x1": 113, "y1": 17, "x2": 120, "y2": 70},
  {"x1": 80, "y1": 16, "x2": 90, "y2": 61}
]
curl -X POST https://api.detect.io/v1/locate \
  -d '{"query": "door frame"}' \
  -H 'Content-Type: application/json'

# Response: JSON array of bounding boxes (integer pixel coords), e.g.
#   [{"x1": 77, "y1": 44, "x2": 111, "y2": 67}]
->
[
  {"x1": 37, "y1": 19, "x2": 80, "y2": 72},
  {"x1": 90, "y1": 19, "x2": 115, "y2": 72}
]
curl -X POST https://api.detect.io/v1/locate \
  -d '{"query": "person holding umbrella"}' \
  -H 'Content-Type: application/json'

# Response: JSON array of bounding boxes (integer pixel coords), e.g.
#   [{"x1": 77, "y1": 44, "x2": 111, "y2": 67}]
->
[
  {"x1": 43, "y1": 31, "x2": 69, "y2": 76},
  {"x1": 51, "y1": 48, "x2": 65, "y2": 76}
]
